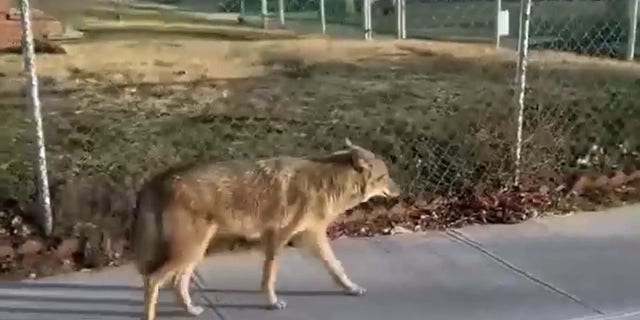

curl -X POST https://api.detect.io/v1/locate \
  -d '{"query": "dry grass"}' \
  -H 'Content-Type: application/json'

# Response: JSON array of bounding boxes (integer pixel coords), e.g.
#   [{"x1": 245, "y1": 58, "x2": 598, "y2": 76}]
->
[{"x1": 3, "y1": 37, "x2": 637, "y2": 82}]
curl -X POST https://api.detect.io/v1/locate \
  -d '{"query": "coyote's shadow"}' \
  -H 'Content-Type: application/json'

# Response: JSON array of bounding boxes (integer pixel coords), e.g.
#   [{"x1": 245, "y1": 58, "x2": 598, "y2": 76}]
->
[{"x1": 0, "y1": 281, "x2": 349, "y2": 318}]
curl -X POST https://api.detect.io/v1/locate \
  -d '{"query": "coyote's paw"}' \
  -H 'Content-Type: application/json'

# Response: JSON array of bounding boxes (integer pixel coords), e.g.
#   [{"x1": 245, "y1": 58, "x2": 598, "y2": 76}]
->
[
  {"x1": 268, "y1": 299, "x2": 287, "y2": 310},
  {"x1": 345, "y1": 285, "x2": 367, "y2": 296},
  {"x1": 186, "y1": 305, "x2": 205, "y2": 316}
]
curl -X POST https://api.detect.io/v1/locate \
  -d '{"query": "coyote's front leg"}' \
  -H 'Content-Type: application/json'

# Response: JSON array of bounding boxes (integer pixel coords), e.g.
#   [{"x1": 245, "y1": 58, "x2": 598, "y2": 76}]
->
[{"x1": 301, "y1": 229, "x2": 366, "y2": 296}]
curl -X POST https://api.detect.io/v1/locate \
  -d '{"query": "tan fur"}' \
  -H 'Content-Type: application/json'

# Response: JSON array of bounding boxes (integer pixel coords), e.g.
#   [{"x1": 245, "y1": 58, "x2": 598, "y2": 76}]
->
[{"x1": 130, "y1": 138, "x2": 401, "y2": 320}]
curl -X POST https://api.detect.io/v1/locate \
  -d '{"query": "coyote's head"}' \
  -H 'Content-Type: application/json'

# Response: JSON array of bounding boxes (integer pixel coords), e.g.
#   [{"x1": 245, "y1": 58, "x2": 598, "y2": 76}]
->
[{"x1": 344, "y1": 138, "x2": 401, "y2": 202}]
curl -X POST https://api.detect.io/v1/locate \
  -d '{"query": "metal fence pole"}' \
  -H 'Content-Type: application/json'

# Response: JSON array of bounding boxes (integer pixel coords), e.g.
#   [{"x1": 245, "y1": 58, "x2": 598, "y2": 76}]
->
[
  {"x1": 396, "y1": 0, "x2": 402, "y2": 39},
  {"x1": 19, "y1": 0, "x2": 53, "y2": 236},
  {"x1": 363, "y1": 0, "x2": 371, "y2": 40},
  {"x1": 261, "y1": 0, "x2": 268, "y2": 29},
  {"x1": 514, "y1": 0, "x2": 525, "y2": 83},
  {"x1": 514, "y1": 0, "x2": 532, "y2": 186},
  {"x1": 278, "y1": 0, "x2": 285, "y2": 27},
  {"x1": 401, "y1": 0, "x2": 406, "y2": 39},
  {"x1": 495, "y1": 0, "x2": 502, "y2": 48},
  {"x1": 369, "y1": 0, "x2": 373, "y2": 39},
  {"x1": 320, "y1": 0, "x2": 326, "y2": 34},
  {"x1": 627, "y1": 0, "x2": 639, "y2": 60}
]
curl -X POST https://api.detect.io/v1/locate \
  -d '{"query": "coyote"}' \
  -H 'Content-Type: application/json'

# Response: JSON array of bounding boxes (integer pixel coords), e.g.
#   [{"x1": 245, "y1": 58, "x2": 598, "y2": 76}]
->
[{"x1": 130, "y1": 138, "x2": 401, "y2": 320}]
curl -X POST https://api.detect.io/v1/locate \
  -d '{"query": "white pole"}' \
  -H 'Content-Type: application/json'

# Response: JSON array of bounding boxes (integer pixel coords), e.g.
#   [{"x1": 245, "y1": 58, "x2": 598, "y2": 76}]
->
[
  {"x1": 262, "y1": 0, "x2": 268, "y2": 29},
  {"x1": 320, "y1": 0, "x2": 326, "y2": 34},
  {"x1": 627, "y1": 0, "x2": 639, "y2": 60},
  {"x1": 514, "y1": 0, "x2": 524, "y2": 83},
  {"x1": 495, "y1": 0, "x2": 502, "y2": 48},
  {"x1": 363, "y1": 0, "x2": 370, "y2": 39},
  {"x1": 278, "y1": 0, "x2": 285, "y2": 27},
  {"x1": 19, "y1": 0, "x2": 53, "y2": 236},
  {"x1": 400, "y1": 0, "x2": 406, "y2": 39},
  {"x1": 514, "y1": 0, "x2": 532, "y2": 186},
  {"x1": 396, "y1": 0, "x2": 401, "y2": 39},
  {"x1": 367, "y1": 0, "x2": 373, "y2": 39}
]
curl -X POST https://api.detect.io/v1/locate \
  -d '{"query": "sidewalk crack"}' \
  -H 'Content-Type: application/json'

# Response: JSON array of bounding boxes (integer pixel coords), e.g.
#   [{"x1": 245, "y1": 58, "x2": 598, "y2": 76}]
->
[
  {"x1": 446, "y1": 229, "x2": 604, "y2": 316},
  {"x1": 193, "y1": 270, "x2": 230, "y2": 320}
]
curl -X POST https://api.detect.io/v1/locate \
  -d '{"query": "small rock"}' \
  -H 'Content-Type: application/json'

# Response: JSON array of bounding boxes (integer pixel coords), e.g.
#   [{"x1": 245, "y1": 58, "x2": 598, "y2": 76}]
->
[
  {"x1": 0, "y1": 245, "x2": 14, "y2": 260},
  {"x1": 390, "y1": 226, "x2": 413, "y2": 235},
  {"x1": 10, "y1": 216, "x2": 23, "y2": 228},
  {"x1": 18, "y1": 224, "x2": 34, "y2": 237},
  {"x1": 28, "y1": 272, "x2": 37, "y2": 279},
  {"x1": 17, "y1": 239, "x2": 44, "y2": 256}
]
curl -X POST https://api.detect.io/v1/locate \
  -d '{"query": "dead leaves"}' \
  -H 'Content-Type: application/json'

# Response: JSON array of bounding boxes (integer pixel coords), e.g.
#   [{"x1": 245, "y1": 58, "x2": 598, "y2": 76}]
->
[{"x1": 329, "y1": 170, "x2": 640, "y2": 239}]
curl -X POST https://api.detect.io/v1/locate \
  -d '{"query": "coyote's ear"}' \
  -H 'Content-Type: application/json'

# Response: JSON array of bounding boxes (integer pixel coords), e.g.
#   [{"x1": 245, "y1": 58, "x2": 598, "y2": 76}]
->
[{"x1": 351, "y1": 149, "x2": 372, "y2": 173}]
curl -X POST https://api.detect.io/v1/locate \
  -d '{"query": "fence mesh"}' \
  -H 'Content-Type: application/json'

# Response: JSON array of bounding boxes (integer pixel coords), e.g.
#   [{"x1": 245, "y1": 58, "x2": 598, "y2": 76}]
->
[
  {"x1": 520, "y1": 65, "x2": 640, "y2": 188},
  {"x1": 520, "y1": 0, "x2": 640, "y2": 189},
  {"x1": 528, "y1": 0, "x2": 632, "y2": 57},
  {"x1": 400, "y1": 0, "x2": 499, "y2": 41}
]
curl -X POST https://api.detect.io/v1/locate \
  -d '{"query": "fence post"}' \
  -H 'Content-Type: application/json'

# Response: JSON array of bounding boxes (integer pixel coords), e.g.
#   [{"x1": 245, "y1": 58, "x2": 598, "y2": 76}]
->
[
  {"x1": 401, "y1": 0, "x2": 406, "y2": 38},
  {"x1": 278, "y1": 0, "x2": 285, "y2": 27},
  {"x1": 320, "y1": 0, "x2": 326, "y2": 34},
  {"x1": 514, "y1": 0, "x2": 532, "y2": 186},
  {"x1": 495, "y1": 0, "x2": 502, "y2": 48},
  {"x1": 396, "y1": 0, "x2": 401, "y2": 39},
  {"x1": 627, "y1": 0, "x2": 639, "y2": 60},
  {"x1": 363, "y1": 0, "x2": 372, "y2": 40},
  {"x1": 396, "y1": 0, "x2": 407, "y2": 39},
  {"x1": 261, "y1": 0, "x2": 268, "y2": 29},
  {"x1": 19, "y1": 0, "x2": 53, "y2": 236}
]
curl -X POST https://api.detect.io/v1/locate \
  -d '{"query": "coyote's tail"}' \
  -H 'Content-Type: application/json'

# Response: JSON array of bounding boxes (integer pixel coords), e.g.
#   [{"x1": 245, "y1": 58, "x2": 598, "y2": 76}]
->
[{"x1": 130, "y1": 182, "x2": 168, "y2": 276}]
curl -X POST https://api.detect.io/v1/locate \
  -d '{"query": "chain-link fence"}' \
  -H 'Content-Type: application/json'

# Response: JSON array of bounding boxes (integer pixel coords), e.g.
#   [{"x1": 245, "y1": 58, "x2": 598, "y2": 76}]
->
[
  {"x1": 3, "y1": 0, "x2": 640, "y2": 243},
  {"x1": 527, "y1": 0, "x2": 637, "y2": 58},
  {"x1": 519, "y1": 0, "x2": 640, "y2": 191},
  {"x1": 66, "y1": 0, "x2": 639, "y2": 57}
]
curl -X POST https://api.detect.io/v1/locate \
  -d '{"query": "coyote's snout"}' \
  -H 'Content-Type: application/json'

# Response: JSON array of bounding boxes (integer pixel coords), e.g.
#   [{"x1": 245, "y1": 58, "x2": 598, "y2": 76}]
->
[{"x1": 130, "y1": 138, "x2": 400, "y2": 320}]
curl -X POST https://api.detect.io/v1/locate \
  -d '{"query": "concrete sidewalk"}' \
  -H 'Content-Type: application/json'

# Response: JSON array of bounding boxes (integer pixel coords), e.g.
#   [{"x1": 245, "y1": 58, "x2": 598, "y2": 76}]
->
[{"x1": 1, "y1": 205, "x2": 639, "y2": 320}]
